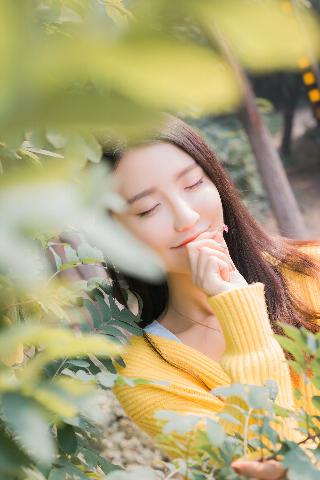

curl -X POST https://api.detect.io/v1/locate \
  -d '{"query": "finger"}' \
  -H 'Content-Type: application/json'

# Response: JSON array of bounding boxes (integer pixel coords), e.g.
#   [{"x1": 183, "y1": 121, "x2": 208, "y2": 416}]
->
[
  {"x1": 197, "y1": 247, "x2": 234, "y2": 271},
  {"x1": 231, "y1": 460, "x2": 286, "y2": 480},
  {"x1": 193, "y1": 230, "x2": 228, "y2": 251},
  {"x1": 192, "y1": 239, "x2": 236, "y2": 269},
  {"x1": 186, "y1": 243, "x2": 199, "y2": 283},
  {"x1": 204, "y1": 256, "x2": 230, "y2": 283}
]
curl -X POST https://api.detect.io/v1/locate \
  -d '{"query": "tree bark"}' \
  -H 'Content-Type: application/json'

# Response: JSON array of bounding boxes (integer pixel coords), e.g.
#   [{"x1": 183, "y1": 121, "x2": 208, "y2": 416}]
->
[
  {"x1": 238, "y1": 75, "x2": 308, "y2": 239},
  {"x1": 202, "y1": 23, "x2": 308, "y2": 238}
]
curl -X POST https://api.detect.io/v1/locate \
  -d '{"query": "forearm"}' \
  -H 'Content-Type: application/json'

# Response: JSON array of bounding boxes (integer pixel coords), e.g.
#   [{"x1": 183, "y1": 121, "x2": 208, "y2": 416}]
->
[{"x1": 207, "y1": 283, "x2": 300, "y2": 441}]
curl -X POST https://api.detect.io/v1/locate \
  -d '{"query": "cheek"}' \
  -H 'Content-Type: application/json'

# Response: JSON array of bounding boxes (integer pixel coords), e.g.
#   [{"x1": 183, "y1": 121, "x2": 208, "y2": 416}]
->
[
  {"x1": 120, "y1": 216, "x2": 168, "y2": 253},
  {"x1": 199, "y1": 185, "x2": 223, "y2": 216}
]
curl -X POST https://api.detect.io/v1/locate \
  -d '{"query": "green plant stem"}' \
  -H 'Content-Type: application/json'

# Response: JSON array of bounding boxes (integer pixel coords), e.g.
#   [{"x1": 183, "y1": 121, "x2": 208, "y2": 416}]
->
[{"x1": 243, "y1": 408, "x2": 253, "y2": 458}]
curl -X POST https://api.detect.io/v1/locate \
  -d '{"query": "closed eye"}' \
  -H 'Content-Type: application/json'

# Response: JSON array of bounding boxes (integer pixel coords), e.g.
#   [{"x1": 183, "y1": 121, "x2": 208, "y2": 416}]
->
[{"x1": 137, "y1": 177, "x2": 205, "y2": 217}]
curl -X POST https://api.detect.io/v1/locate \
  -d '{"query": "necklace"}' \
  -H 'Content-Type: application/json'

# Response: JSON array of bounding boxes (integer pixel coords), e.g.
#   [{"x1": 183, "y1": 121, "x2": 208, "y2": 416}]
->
[{"x1": 169, "y1": 304, "x2": 222, "y2": 333}]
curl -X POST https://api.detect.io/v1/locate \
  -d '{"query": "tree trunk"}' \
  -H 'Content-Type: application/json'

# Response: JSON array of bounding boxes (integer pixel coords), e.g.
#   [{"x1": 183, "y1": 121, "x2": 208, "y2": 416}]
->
[
  {"x1": 238, "y1": 75, "x2": 308, "y2": 239},
  {"x1": 203, "y1": 24, "x2": 308, "y2": 238}
]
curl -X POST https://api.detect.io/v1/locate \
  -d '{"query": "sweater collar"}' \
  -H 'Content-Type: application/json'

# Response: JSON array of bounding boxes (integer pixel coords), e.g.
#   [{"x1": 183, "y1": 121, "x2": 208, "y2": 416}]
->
[{"x1": 143, "y1": 332, "x2": 231, "y2": 391}]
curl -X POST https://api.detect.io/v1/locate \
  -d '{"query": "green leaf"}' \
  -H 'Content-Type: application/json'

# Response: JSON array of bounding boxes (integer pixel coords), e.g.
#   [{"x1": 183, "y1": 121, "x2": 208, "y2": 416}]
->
[
  {"x1": 83, "y1": 299, "x2": 101, "y2": 329},
  {"x1": 101, "y1": 357, "x2": 117, "y2": 374},
  {"x1": 282, "y1": 441, "x2": 320, "y2": 480},
  {"x1": 114, "y1": 355, "x2": 126, "y2": 367},
  {"x1": 115, "y1": 319, "x2": 143, "y2": 336},
  {"x1": 66, "y1": 359, "x2": 91, "y2": 368},
  {"x1": 80, "y1": 446, "x2": 122, "y2": 474},
  {"x1": 48, "y1": 468, "x2": 66, "y2": 480},
  {"x1": 0, "y1": 422, "x2": 31, "y2": 474},
  {"x1": 57, "y1": 424, "x2": 78, "y2": 455},
  {"x1": 198, "y1": 0, "x2": 320, "y2": 72},
  {"x1": 2, "y1": 393, "x2": 56, "y2": 466},
  {"x1": 93, "y1": 292, "x2": 111, "y2": 323},
  {"x1": 108, "y1": 294, "x2": 122, "y2": 320},
  {"x1": 247, "y1": 385, "x2": 272, "y2": 411},
  {"x1": 274, "y1": 335, "x2": 305, "y2": 363},
  {"x1": 265, "y1": 379, "x2": 279, "y2": 402},
  {"x1": 312, "y1": 396, "x2": 320, "y2": 411},
  {"x1": 110, "y1": 31, "x2": 240, "y2": 114},
  {"x1": 64, "y1": 245, "x2": 80, "y2": 265},
  {"x1": 46, "y1": 129, "x2": 68, "y2": 149},
  {"x1": 274, "y1": 404, "x2": 294, "y2": 418},
  {"x1": 106, "y1": 466, "x2": 158, "y2": 480},
  {"x1": 312, "y1": 377, "x2": 320, "y2": 389},
  {"x1": 49, "y1": 459, "x2": 88, "y2": 480},
  {"x1": 154, "y1": 411, "x2": 202, "y2": 435},
  {"x1": 49, "y1": 247, "x2": 62, "y2": 271},
  {"x1": 103, "y1": 325, "x2": 128, "y2": 340},
  {"x1": 217, "y1": 412, "x2": 242, "y2": 426},
  {"x1": 211, "y1": 383, "x2": 248, "y2": 401},
  {"x1": 96, "y1": 371, "x2": 117, "y2": 388},
  {"x1": 278, "y1": 322, "x2": 307, "y2": 345},
  {"x1": 206, "y1": 418, "x2": 226, "y2": 447},
  {"x1": 82, "y1": 133, "x2": 102, "y2": 163},
  {"x1": 77, "y1": 243, "x2": 104, "y2": 263}
]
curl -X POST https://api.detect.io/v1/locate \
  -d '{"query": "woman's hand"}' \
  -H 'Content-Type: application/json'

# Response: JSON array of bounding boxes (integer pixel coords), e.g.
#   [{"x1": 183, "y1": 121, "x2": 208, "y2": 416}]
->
[
  {"x1": 186, "y1": 229, "x2": 248, "y2": 297},
  {"x1": 231, "y1": 459, "x2": 287, "y2": 479}
]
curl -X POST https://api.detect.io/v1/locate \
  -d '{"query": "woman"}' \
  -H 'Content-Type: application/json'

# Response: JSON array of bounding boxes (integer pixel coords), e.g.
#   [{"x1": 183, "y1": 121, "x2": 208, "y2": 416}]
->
[{"x1": 103, "y1": 114, "x2": 320, "y2": 479}]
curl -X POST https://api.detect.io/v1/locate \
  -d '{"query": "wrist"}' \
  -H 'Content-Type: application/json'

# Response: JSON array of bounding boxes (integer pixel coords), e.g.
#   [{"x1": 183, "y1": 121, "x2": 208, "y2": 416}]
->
[{"x1": 207, "y1": 275, "x2": 248, "y2": 297}]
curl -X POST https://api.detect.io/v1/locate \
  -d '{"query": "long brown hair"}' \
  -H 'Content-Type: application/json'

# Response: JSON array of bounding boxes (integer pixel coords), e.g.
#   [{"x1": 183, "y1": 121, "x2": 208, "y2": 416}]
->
[{"x1": 100, "y1": 114, "x2": 320, "y2": 337}]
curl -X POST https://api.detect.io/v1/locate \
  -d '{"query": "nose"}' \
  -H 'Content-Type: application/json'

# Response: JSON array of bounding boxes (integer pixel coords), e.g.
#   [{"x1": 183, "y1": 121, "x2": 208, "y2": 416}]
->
[{"x1": 173, "y1": 197, "x2": 200, "y2": 232}]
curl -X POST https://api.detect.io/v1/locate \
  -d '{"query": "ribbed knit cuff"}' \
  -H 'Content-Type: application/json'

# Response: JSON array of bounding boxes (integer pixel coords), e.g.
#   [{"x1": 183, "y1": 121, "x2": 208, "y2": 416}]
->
[{"x1": 207, "y1": 283, "x2": 273, "y2": 354}]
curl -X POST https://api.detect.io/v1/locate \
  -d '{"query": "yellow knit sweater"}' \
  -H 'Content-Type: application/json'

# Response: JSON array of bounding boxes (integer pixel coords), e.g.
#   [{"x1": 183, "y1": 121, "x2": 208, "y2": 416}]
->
[{"x1": 112, "y1": 245, "x2": 320, "y2": 461}]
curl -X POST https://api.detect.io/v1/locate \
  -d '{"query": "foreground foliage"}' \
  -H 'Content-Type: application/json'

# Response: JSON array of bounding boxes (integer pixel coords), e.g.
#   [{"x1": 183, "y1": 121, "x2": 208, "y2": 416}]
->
[{"x1": 1, "y1": 0, "x2": 320, "y2": 479}]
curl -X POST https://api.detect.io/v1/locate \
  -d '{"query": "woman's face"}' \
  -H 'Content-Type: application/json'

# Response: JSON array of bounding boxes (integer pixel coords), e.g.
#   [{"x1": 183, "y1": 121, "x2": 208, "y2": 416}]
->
[{"x1": 112, "y1": 142, "x2": 224, "y2": 274}]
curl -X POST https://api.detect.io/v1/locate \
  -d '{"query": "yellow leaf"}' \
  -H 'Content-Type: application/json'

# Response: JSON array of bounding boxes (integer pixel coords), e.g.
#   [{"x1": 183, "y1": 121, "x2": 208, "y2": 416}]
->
[
  {"x1": 0, "y1": 323, "x2": 122, "y2": 359},
  {"x1": 197, "y1": 0, "x2": 320, "y2": 71},
  {"x1": 30, "y1": 387, "x2": 77, "y2": 418},
  {"x1": 0, "y1": 344, "x2": 24, "y2": 367}
]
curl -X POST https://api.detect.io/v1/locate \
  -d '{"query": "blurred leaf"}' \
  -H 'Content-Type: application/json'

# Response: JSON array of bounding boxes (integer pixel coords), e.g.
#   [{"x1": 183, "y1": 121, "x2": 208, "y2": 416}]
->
[
  {"x1": 312, "y1": 396, "x2": 320, "y2": 410},
  {"x1": 80, "y1": 445, "x2": 122, "y2": 474},
  {"x1": 282, "y1": 441, "x2": 320, "y2": 479},
  {"x1": 96, "y1": 371, "x2": 117, "y2": 388},
  {"x1": 198, "y1": 0, "x2": 320, "y2": 71},
  {"x1": 274, "y1": 335, "x2": 305, "y2": 363},
  {"x1": 102, "y1": 31, "x2": 240, "y2": 114},
  {"x1": 106, "y1": 466, "x2": 158, "y2": 479},
  {"x1": 206, "y1": 418, "x2": 226, "y2": 447},
  {"x1": 154, "y1": 410, "x2": 202, "y2": 434},
  {"x1": 2, "y1": 393, "x2": 56, "y2": 465},
  {"x1": 46, "y1": 129, "x2": 68, "y2": 149},
  {"x1": 0, "y1": 323, "x2": 122, "y2": 362},
  {"x1": 0, "y1": 421, "x2": 31, "y2": 474},
  {"x1": 57, "y1": 423, "x2": 78, "y2": 454},
  {"x1": 77, "y1": 243, "x2": 104, "y2": 263}
]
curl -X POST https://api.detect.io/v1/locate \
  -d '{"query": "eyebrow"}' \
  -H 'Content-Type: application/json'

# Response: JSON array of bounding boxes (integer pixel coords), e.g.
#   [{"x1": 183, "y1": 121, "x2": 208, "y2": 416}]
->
[{"x1": 127, "y1": 163, "x2": 199, "y2": 205}]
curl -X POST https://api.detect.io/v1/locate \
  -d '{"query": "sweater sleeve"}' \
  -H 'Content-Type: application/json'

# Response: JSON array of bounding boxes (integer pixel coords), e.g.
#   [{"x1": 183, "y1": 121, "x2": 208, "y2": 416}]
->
[
  {"x1": 207, "y1": 283, "x2": 303, "y2": 444},
  {"x1": 207, "y1": 283, "x2": 295, "y2": 412}
]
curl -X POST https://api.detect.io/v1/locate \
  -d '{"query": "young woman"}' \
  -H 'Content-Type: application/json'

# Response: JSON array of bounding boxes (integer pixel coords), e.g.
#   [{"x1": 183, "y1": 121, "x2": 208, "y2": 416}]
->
[{"x1": 103, "y1": 114, "x2": 320, "y2": 479}]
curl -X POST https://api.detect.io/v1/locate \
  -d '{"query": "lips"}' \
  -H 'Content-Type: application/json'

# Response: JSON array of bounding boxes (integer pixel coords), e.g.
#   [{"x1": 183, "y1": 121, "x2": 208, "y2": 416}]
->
[{"x1": 173, "y1": 227, "x2": 210, "y2": 248}]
